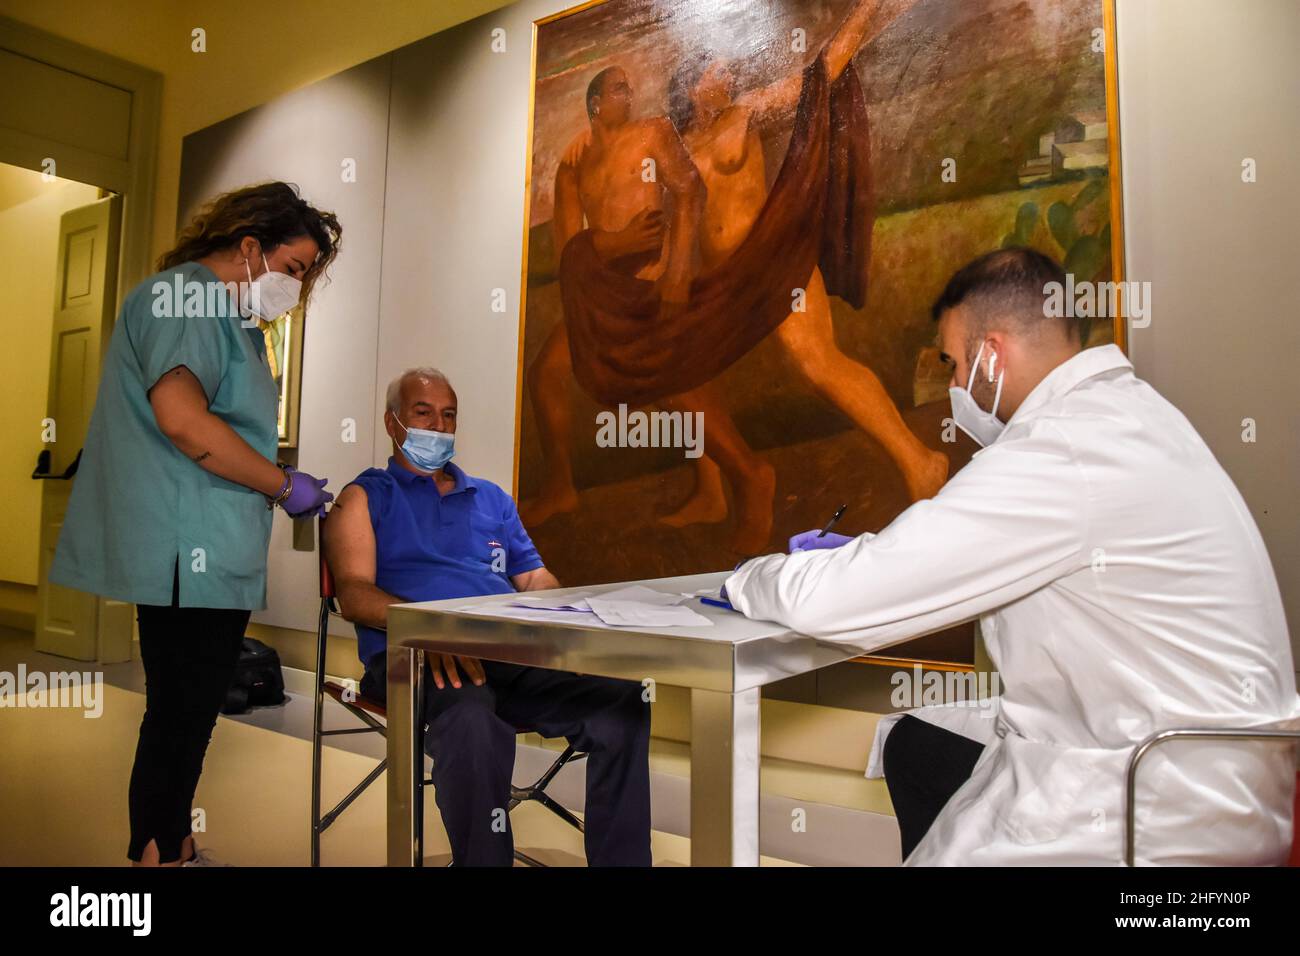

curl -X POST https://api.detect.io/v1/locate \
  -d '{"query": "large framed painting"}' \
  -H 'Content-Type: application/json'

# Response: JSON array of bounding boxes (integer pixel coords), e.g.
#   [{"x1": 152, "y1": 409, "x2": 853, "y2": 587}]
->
[{"x1": 512, "y1": 0, "x2": 1125, "y2": 664}]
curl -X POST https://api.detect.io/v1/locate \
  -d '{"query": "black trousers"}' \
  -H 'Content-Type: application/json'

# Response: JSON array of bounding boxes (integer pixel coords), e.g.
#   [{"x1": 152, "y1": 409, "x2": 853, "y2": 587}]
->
[
  {"x1": 882, "y1": 714, "x2": 986, "y2": 860},
  {"x1": 128, "y1": 568, "x2": 248, "y2": 862},
  {"x1": 363, "y1": 653, "x2": 652, "y2": 866}
]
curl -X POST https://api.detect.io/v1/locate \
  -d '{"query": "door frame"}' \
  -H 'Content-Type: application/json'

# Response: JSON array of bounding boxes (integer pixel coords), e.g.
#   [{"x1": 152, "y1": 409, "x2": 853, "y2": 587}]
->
[
  {"x1": 34, "y1": 194, "x2": 125, "y2": 662},
  {"x1": 0, "y1": 15, "x2": 161, "y2": 298}
]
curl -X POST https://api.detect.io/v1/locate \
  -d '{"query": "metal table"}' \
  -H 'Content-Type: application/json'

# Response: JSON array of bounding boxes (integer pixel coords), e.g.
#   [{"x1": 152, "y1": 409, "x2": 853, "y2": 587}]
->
[{"x1": 385, "y1": 571, "x2": 860, "y2": 866}]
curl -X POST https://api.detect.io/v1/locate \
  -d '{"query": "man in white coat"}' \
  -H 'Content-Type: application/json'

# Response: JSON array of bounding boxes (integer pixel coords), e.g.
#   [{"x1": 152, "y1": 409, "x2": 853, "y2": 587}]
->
[{"x1": 724, "y1": 248, "x2": 1300, "y2": 865}]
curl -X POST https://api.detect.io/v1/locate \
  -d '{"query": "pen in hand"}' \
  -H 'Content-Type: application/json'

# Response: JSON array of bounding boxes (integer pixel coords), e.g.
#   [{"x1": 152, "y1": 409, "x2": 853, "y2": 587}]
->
[{"x1": 817, "y1": 504, "x2": 848, "y2": 538}]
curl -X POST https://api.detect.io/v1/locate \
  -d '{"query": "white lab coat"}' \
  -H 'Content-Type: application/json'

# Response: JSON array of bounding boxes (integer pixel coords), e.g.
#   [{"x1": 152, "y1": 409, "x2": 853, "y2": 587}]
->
[{"x1": 726, "y1": 344, "x2": 1300, "y2": 865}]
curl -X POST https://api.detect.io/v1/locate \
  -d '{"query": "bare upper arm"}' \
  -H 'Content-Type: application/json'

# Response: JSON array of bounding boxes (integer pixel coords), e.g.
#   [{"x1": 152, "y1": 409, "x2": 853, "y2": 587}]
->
[
  {"x1": 735, "y1": 73, "x2": 804, "y2": 129},
  {"x1": 147, "y1": 365, "x2": 210, "y2": 438},
  {"x1": 324, "y1": 484, "x2": 377, "y2": 604}
]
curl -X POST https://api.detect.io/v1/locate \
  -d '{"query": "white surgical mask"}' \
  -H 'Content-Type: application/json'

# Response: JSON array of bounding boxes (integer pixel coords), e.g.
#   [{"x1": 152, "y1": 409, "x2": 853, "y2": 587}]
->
[
  {"x1": 240, "y1": 252, "x2": 302, "y2": 320},
  {"x1": 948, "y1": 340, "x2": 1005, "y2": 447}
]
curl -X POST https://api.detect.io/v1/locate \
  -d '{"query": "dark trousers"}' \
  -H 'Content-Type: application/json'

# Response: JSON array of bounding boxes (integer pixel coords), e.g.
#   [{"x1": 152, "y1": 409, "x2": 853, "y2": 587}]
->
[
  {"x1": 882, "y1": 714, "x2": 985, "y2": 860},
  {"x1": 363, "y1": 653, "x2": 652, "y2": 866},
  {"x1": 128, "y1": 568, "x2": 248, "y2": 862}
]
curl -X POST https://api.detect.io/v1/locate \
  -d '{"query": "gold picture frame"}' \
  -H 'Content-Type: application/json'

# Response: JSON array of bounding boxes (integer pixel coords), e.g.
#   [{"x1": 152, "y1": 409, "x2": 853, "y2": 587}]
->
[{"x1": 259, "y1": 303, "x2": 305, "y2": 448}]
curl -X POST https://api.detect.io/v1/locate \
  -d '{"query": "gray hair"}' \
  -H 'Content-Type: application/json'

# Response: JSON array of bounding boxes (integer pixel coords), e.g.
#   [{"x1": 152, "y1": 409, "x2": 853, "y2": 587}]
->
[{"x1": 385, "y1": 366, "x2": 451, "y2": 414}]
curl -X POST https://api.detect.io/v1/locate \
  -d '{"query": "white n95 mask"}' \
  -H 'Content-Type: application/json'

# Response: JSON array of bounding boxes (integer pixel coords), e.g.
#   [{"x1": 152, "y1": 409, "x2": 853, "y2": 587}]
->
[
  {"x1": 948, "y1": 340, "x2": 1005, "y2": 447},
  {"x1": 240, "y1": 252, "x2": 302, "y2": 320}
]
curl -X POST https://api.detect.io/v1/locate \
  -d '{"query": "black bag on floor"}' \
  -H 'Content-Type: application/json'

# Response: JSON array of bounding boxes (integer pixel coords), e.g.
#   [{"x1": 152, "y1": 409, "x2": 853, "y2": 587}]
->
[{"x1": 222, "y1": 637, "x2": 287, "y2": 714}]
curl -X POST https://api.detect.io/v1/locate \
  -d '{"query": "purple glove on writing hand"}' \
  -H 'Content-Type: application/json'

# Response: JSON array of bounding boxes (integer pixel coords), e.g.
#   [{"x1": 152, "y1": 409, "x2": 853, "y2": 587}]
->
[
  {"x1": 788, "y1": 529, "x2": 854, "y2": 553},
  {"x1": 279, "y1": 466, "x2": 334, "y2": 518}
]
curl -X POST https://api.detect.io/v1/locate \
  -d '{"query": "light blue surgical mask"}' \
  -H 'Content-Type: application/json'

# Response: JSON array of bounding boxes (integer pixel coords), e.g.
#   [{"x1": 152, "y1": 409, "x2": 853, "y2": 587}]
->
[{"x1": 396, "y1": 416, "x2": 455, "y2": 473}]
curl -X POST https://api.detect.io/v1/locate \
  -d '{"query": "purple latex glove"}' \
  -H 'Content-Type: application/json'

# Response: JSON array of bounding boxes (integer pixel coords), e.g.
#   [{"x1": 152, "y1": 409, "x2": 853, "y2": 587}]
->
[
  {"x1": 279, "y1": 466, "x2": 334, "y2": 518},
  {"x1": 788, "y1": 529, "x2": 854, "y2": 553}
]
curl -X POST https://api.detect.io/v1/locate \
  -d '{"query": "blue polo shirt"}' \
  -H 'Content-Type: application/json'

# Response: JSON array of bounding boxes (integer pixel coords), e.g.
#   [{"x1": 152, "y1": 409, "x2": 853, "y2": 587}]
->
[{"x1": 348, "y1": 457, "x2": 543, "y2": 664}]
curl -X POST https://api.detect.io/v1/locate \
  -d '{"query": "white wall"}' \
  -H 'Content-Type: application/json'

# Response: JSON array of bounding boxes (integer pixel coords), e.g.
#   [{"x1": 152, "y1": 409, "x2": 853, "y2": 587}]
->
[
  {"x1": 1116, "y1": 0, "x2": 1300, "y2": 671},
  {"x1": 376, "y1": 1, "x2": 570, "y2": 487}
]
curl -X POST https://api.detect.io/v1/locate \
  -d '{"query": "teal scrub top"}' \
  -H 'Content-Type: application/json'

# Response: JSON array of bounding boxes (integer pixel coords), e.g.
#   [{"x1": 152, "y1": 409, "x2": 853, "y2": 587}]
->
[{"x1": 49, "y1": 261, "x2": 280, "y2": 610}]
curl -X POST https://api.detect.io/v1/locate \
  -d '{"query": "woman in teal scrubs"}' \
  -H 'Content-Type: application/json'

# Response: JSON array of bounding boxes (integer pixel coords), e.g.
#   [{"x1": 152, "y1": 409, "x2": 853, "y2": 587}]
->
[{"x1": 50, "y1": 182, "x2": 341, "y2": 866}]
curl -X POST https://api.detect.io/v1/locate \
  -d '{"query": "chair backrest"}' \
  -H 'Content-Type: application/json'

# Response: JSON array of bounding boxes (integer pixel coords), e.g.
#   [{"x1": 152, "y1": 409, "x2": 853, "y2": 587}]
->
[
  {"x1": 1126, "y1": 727, "x2": 1300, "y2": 866},
  {"x1": 318, "y1": 513, "x2": 336, "y2": 601}
]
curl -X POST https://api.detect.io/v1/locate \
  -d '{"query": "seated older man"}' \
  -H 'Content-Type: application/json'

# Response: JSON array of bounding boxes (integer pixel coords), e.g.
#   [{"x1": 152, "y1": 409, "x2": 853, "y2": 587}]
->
[{"x1": 325, "y1": 367, "x2": 651, "y2": 866}]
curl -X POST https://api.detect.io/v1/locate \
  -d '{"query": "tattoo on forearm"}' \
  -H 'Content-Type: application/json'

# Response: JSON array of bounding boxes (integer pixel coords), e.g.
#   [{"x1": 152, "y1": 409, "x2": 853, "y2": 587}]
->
[{"x1": 192, "y1": 451, "x2": 211, "y2": 464}]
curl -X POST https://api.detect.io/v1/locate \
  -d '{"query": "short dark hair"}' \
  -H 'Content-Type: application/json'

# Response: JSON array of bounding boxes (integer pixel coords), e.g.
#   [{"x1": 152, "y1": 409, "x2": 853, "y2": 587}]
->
[
  {"x1": 931, "y1": 247, "x2": 1084, "y2": 343},
  {"x1": 586, "y1": 67, "x2": 618, "y2": 118}
]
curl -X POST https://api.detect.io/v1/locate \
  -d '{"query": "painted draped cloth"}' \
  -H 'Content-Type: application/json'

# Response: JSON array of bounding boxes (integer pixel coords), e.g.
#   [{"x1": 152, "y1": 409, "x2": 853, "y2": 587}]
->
[{"x1": 559, "y1": 52, "x2": 874, "y2": 407}]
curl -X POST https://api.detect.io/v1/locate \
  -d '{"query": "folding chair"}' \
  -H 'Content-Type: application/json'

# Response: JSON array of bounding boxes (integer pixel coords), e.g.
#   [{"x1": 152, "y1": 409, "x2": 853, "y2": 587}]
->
[
  {"x1": 310, "y1": 513, "x2": 589, "y2": 866},
  {"x1": 1124, "y1": 726, "x2": 1300, "y2": 866}
]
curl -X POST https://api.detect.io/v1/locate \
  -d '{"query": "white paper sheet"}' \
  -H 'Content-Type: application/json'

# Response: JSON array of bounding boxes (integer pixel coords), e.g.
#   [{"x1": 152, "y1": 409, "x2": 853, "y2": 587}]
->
[
  {"x1": 585, "y1": 596, "x2": 713, "y2": 628},
  {"x1": 455, "y1": 584, "x2": 713, "y2": 629},
  {"x1": 509, "y1": 591, "x2": 596, "y2": 612},
  {"x1": 594, "y1": 585, "x2": 687, "y2": 607}
]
